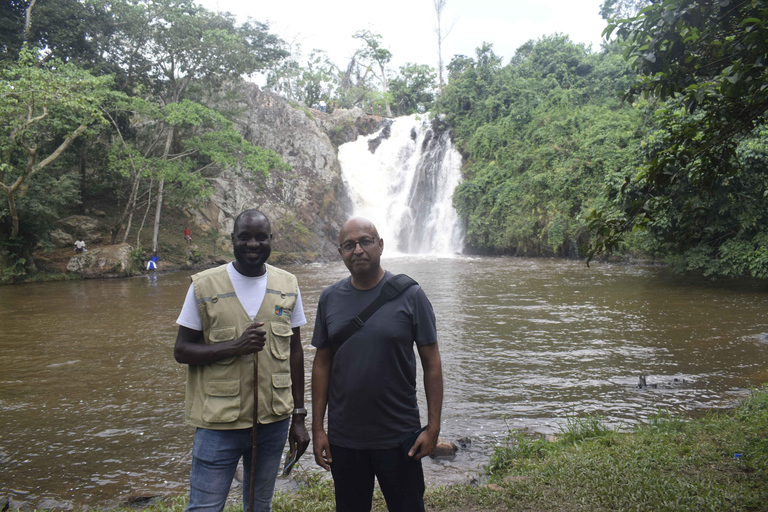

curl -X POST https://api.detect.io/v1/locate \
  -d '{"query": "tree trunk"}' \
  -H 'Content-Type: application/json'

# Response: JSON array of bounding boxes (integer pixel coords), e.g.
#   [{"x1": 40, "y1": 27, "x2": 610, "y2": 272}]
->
[
  {"x1": 6, "y1": 191, "x2": 20, "y2": 239},
  {"x1": 152, "y1": 127, "x2": 175, "y2": 254},
  {"x1": 138, "y1": 179, "x2": 154, "y2": 249},
  {"x1": 79, "y1": 143, "x2": 87, "y2": 214},
  {"x1": 151, "y1": 178, "x2": 164, "y2": 253}
]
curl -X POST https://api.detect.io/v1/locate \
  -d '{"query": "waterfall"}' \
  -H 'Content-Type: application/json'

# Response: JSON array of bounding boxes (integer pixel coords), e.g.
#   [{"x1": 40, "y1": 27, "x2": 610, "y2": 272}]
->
[{"x1": 338, "y1": 114, "x2": 464, "y2": 255}]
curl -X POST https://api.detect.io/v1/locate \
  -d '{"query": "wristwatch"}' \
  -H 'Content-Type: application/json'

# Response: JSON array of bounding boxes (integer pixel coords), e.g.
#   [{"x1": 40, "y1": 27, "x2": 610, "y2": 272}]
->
[{"x1": 292, "y1": 407, "x2": 307, "y2": 416}]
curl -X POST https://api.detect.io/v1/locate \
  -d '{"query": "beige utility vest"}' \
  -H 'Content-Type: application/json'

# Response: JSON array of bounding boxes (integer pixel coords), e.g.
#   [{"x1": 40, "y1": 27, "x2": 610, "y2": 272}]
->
[{"x1": 184, "y1": 263, "x2": 298, "y2": 429}]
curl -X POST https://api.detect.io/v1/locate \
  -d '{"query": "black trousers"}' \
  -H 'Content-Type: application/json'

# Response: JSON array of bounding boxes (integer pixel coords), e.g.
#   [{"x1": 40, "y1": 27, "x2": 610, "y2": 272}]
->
[{"x1": 329, "y1": 443, "x2": 426, "y2": 512}]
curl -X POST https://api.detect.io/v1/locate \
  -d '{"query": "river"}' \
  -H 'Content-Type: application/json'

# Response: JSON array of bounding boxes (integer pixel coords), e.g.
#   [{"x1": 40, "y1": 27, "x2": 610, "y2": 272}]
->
[{"x1": 1, "y1": 256, "x2": 767, "y2": 508}]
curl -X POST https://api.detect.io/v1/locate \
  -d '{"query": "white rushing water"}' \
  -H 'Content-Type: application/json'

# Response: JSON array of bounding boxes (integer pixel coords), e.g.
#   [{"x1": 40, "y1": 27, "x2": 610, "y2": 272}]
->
[{"x1": 338, "y1": 114, "x2": 464, "y2": 255}]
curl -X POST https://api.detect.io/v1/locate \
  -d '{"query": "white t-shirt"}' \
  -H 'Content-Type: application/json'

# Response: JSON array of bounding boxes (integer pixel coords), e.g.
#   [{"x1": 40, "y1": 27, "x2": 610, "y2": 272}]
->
[{"x1": 176, "y1": 262, "x2": 307, "y2": 331}]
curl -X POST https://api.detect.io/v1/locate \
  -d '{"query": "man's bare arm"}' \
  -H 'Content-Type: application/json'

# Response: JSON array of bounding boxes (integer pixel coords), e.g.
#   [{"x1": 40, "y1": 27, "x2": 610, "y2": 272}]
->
[
  {"x1": 411, "y1": 342, "x2": 443, "y2": 460},
  {"x1": 288, "y1": 327, "x2": 310, "y2": 458},
  {"x1": 311, "y1": 347, "x2": 333, "y2": 470},
  {"x1": 173, "y1": 322, "x2": 266, "y2": 365}
]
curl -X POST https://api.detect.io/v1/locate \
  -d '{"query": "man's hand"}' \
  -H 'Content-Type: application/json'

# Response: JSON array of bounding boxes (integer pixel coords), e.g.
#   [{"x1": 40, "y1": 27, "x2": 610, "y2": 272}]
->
[
  {"x1": 409, "y1": 424, "x2": 439, "y2": 461},
  {"x1": 312, "y1": 429, "x2": 333, "y2": 470},
  {"x1": 231, "y1": 321, "x2": 267, "y2": 355},
  {"x1": 288, "y1": 417, "x2": 310, "y2": 460}
]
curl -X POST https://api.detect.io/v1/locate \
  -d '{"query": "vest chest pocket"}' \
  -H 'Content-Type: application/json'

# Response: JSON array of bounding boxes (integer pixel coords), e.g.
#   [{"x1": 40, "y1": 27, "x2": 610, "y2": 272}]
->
[
  {"x1": 269, "y1": 322, "x2": 292, "y2": 360},
  {"x1": 203, "y1": 380, "x2": 240, "y2": 423},
  {"x1": 209, "y1": 327, "x2": 237, "y2": 366}
]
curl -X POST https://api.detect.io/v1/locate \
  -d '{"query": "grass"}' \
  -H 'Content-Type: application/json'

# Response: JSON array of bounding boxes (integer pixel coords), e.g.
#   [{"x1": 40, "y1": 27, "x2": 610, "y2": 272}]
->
[{"x1": 60, "y1": 385, "x2": 768, "y2": 512}]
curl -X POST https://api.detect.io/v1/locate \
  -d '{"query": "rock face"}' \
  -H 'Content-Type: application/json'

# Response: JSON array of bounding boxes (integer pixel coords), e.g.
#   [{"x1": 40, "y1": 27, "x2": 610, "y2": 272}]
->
[
  {"x1": 198, "y1": 84, "x2": 387, "y2": 262},
  {"x1": 66, "y1": 243, "x2": 134, "y2": 277}
]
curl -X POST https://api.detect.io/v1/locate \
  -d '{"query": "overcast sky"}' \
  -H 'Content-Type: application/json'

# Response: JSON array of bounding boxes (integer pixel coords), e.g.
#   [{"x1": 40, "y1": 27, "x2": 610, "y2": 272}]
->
[{"x1": 199, "y1": 0, "x2": 608, "y2": 73}]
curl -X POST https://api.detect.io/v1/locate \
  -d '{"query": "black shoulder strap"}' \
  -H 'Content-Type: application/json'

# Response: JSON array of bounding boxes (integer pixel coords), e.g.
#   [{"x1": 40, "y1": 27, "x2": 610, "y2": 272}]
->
[{"x1": 330, "y1": 274, "x2": 418, "y2": 355}]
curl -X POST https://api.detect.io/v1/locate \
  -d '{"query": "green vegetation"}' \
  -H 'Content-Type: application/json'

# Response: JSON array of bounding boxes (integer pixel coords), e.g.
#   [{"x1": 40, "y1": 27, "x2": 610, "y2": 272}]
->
[
  {"x1": 91, "y1": 385, "x2": 768, "y2": 512},
  {"x1": 3, "y1": 0, "x2": 767, "y2": 280},
  {"x1": 438, "y1": 37, "x2": 642, "y2": 258},
  {"x1": 436, "y1": 0, "x2": 768, "y2": 278},
  {"x1": 588, "y1": 0, "x2": 768, "y2": 278}
]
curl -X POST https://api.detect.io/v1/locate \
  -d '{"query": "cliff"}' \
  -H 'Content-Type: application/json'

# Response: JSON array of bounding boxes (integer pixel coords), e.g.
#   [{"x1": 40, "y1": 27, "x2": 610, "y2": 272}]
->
[
  {"x1": 34, "y1": 85, "x2": 388, "y2": 279},
  {"x1": 196, "y1": 83, "x2": 387, "y2": 263}
]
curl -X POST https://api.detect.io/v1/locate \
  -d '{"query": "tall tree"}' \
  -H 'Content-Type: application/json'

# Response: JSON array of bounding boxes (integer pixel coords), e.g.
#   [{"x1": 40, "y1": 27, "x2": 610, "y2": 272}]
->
[
  {"x1": 353, "y1": 30, "x2": 393, "y2": 116},
  {"x1": 432, "y1": 0, "x2": 454, "y2": 90},
  {"x1": 388, "y1": 63, "x2": 437, "y2": 116},
  {"x1": 589, "y1": 0, "x2": 768, "y2": 277},
  {"x1": 1, "y1": 0, "x2": 116, "y2": 69},
  {"x1": 1, "y1": 45, "x2": 115, "y2": 241},
  {"x1": 103, "y1": 0, "x2": 288, "y2": 252},
  {"x1": 266, "y1": 46, "x2": 338, "y2": 108}
]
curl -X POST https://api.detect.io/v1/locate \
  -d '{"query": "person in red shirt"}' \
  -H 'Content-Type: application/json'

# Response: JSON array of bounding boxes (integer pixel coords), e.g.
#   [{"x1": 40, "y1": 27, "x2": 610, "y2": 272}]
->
[{"x1": 184, "y1": 227, "x2": 192, "y2": 247}]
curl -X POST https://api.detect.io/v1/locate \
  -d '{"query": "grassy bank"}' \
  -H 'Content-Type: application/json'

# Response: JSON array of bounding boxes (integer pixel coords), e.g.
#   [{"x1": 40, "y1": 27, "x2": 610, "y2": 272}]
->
[{"x1": 116, "y1": 385, "x2": 768, "y2": 512}]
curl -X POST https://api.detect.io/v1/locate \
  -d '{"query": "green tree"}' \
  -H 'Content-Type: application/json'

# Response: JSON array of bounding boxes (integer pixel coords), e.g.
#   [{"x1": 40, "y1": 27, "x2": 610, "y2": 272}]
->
[
  {"x1": 589, "y1": 0, "x2": 768, "y2": 277},
  {"x1": 0, "y1": 45, "x2": 116, "y2": 264},
  {"x1": 352, "y1": 30, "x2": 394, "y2": 116},
  {"x1": 440, "y1": 37, "x2": 642, "y2": 257},
  {"x1": 1, "y1": 0, "x2": 116, "y2": 70},
  {"x1": 599, "y1": 0, "x2": 650, "y2": 21},
  {"x1": 266, "y1": 47, "x2": 338, "y2": 108},
  {"x1": 388, "y1": 63, "x2": 437, "y2": 116},
  {"x1": 102, "y1": 0, "x2": 289, "y2": 252}
]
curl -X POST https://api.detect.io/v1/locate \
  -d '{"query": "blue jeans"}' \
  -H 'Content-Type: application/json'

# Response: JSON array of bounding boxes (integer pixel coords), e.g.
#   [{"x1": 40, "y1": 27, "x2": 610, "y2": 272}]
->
[{"x1": 185, "y1": 419, "x2": 289, "y2": 512}]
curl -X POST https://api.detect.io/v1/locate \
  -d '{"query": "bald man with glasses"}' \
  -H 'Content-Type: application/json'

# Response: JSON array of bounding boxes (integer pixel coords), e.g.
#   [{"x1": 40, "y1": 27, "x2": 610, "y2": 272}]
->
[{"x1": 311, "y1": 217, "x2": 443, "y2": 512}]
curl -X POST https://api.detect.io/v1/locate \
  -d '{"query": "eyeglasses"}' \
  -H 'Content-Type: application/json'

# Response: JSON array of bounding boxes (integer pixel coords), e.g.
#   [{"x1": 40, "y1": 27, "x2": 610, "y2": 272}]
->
[{"x1": 339, "y1": 237, "x2": 377, "y2": 252}]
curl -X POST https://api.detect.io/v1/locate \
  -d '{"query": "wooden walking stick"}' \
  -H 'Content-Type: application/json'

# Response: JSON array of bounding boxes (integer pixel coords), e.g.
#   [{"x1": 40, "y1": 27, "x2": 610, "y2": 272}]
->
[{"x1": 250, "y1": 353, "x2": 258, "y2": 512}]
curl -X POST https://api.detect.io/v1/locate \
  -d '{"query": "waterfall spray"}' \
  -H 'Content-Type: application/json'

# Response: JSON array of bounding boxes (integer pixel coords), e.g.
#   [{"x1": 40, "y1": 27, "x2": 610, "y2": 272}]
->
[{"x1": 339, "y1": 114, "x2": 464, "y2": 255}]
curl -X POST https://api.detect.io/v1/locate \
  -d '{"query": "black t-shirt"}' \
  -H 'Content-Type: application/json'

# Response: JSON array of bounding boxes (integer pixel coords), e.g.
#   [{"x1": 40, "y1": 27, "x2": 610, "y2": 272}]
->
[{"x1": 311, "y1": 271, "x2": 437, "y2": 449}]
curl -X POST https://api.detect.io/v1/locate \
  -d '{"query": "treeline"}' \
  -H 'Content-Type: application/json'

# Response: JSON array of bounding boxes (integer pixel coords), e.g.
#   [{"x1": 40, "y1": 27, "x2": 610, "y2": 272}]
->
[
  {"x1": 2, "y1": 0, "x2": 767, "y2": 280},
  {"x1": 438, "y1": 0, "x2": 768, "y2": 278}
]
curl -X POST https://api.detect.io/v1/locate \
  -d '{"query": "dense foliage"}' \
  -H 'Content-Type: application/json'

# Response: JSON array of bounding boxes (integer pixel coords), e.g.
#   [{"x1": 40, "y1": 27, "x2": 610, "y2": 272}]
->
[
  {"x1": 438, "y1": 37, "x2": 642, "y2": 257},
  {"x1": 0, "y1": 0, "x2": 290, "y2": 275},
  {"x1": 588, "y1": 0, "x2": 768, "y2": 277}
]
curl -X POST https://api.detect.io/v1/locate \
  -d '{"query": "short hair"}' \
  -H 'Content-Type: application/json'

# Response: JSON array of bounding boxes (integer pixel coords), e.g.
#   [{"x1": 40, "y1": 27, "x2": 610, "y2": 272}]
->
[{"x1": 233, "y1": 209, "x2": 271, "y2": 234}]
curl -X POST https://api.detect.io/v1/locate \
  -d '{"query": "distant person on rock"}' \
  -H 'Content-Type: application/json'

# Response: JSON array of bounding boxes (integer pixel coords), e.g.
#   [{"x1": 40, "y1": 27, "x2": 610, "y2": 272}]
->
[
  {"x1": 174, "y1": 209, "x2": 309, "y2": 512},
  {"x1": 311, "y1": 217, "x2": 443, "y2": 512},
  {"x1": 184, "y1": 227, "x2": 192, "y2": 247},
  {"x1": 147, "y1": 252, "x2": 159, "y2": 271},
  {"x1": 319, "y1": 100, "x2": 326, "y2": 112},
  {"x1": 74, "y1": 239, "x2": 86, "y2": 253}
]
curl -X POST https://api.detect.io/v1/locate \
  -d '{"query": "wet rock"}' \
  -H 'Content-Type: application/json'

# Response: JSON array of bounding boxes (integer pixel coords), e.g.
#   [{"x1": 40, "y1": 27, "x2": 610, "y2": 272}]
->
[
  {"x1": 35, "y1": 499, "x2": 73, "y2": 511},
  {"x1": 49, "y1": 229, "x2": 74, "y2": 248},
  {"x1": 66, "y1": 243, "x2": 135, "y2": 277},
  {"x1": 124, "y1": 496, "x2": 161, "y2": 509},
  {"x1": 4, "y1": 498, "x2": 31, "y2": 511},
  {"x1": 456, "y1": 436, "x2": 472, "y2": 449},
  {"x1": 56, "y1": 215, "x2": 102, "y2": 241},
  {"x1": 430, "y1": 438, "x2": 458, "y2": 460},
  {"x1": 637, "y1": 375, "x2": 688, "y2": 389}
]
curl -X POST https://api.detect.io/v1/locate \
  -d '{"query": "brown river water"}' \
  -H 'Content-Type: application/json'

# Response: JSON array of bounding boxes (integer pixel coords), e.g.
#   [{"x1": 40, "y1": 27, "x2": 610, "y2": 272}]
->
[{"x1": 1, "y1": 256, "x2": 767, "y2": 507}]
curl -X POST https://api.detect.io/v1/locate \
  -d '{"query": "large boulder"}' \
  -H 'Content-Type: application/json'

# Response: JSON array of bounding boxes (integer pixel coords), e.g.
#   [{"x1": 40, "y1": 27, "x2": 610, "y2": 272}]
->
[
  {"x1": 56, "y1": 215, "x2": 102, "y2": 241},
  {"x1": 66, "y1": 243, "x2": 135, "y2": 277}
]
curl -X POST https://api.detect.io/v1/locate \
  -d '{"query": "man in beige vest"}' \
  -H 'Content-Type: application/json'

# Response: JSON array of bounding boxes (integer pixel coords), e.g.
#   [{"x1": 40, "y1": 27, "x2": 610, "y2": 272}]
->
[{"x1": 174, "y1": 209, "x2": 309, "y2": 512}]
